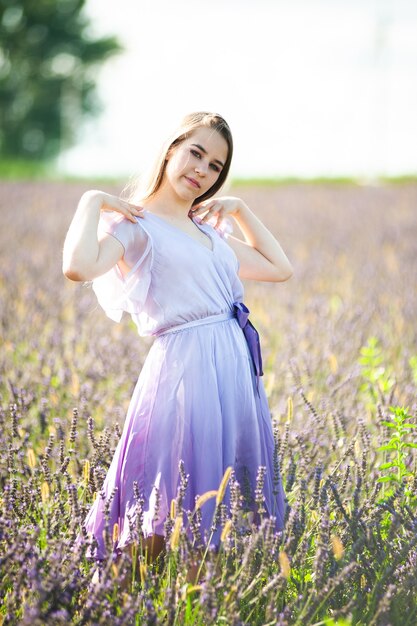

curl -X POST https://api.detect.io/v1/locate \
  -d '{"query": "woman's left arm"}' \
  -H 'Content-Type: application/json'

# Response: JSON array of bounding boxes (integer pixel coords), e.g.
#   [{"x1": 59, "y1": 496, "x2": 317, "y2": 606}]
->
[{"x1": 192, "y1": 196, "x2": 293, "y2": 282}]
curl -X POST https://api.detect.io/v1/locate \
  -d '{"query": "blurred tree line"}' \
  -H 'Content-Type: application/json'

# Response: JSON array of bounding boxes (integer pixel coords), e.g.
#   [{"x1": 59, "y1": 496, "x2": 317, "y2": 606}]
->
[{"x1": 0, "y1": 0, "x2": 121, "y2": 162}]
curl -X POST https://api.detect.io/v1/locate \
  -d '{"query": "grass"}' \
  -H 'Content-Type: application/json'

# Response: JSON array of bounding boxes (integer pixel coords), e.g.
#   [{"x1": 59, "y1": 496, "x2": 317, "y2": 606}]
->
[
  {"x1": 0, "y1": 180, "x2": 416, "y2": 624},
  {"x1": 1, "y1": 157, "x2": 416, "y2": 187}
]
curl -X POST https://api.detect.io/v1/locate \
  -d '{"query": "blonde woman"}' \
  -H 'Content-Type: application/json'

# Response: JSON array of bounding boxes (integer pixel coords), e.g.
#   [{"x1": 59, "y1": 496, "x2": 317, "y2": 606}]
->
[{"x1": 63, "y1": 112, "x2": 293, "y2": 580}]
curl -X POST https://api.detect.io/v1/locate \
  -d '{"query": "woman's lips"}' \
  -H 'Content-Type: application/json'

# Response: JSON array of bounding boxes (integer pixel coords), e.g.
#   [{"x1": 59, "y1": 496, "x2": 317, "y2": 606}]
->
[{"x1": 185, "y1": 176, "x2": 200, "y2": 189}]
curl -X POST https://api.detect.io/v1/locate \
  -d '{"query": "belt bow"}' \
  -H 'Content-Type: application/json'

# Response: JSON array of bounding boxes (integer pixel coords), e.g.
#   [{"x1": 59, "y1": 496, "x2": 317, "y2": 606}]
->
[{"x1": 233, "y1": 302, "x2": 264, "y2": 389}]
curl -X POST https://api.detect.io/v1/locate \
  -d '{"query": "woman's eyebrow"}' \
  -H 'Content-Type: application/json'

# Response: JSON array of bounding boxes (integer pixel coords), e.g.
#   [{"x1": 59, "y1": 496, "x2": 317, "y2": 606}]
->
[{"x1": 191, "y1": 143, "x2": 224, "y2": 167}]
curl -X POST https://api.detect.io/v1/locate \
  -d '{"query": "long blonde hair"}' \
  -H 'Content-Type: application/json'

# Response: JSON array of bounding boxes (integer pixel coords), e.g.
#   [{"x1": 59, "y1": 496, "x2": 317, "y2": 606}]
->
[{"x1": 123, "y1": 112, "x2": 233, "y2": 207}]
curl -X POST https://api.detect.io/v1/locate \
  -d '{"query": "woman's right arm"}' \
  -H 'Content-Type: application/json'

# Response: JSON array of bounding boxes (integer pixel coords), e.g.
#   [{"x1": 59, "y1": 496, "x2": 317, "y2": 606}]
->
[{"x1": 62, "y1": 190, "x2": 143, "y2": 282}]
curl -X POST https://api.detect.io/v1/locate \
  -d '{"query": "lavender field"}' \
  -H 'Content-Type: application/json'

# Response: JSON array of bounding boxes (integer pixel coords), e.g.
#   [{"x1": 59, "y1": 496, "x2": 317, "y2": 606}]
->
[{"x1": 1, "y1": 180, "x2": 416, "y2": 625}]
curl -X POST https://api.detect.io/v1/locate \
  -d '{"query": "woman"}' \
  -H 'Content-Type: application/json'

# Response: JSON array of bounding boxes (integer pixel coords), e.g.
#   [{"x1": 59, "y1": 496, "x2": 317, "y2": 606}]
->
[{"x1": 63, "y1": 111, "x2": 293, "y2": 577}]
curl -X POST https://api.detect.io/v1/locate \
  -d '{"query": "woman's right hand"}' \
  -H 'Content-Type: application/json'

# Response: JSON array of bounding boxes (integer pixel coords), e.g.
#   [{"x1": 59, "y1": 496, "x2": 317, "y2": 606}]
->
[
  {"x1": 63, "y1": 190, "x2": 142, "y2": 282},
  {"x1": 88, "y1": 190, "x2": 144, "y2": 224}
]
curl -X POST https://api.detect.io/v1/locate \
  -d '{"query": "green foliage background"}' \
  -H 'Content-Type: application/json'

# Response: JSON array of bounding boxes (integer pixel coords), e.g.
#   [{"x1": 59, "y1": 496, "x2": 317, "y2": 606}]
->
[{"x1": 0, "y1": 0, "x2": 121, "y2": 161}]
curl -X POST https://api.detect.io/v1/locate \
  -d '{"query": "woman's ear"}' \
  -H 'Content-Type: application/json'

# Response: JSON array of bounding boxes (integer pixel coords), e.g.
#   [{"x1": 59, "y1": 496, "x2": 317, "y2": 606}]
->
[{"x1": 166, "y1": 137, "x2": 184, "y2": 162}]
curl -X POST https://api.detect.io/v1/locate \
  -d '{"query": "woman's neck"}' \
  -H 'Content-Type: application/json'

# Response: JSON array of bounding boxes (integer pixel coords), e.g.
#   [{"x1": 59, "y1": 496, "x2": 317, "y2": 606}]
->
[{"x1": 141, "y1": 182, "x2": 194, "y2": 221}]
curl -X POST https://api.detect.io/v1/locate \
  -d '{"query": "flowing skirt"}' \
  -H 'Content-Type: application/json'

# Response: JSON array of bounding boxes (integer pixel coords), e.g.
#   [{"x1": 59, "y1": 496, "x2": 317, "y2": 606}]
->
[{"x1": 83, "y1": 316, "x2": 287, "y2": 558}]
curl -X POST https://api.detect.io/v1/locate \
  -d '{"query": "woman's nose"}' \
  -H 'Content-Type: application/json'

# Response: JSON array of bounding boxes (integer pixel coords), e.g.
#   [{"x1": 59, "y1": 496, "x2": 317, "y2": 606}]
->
[{"x1": 195, "y1": 162, "x2": 208, "y2": 176}]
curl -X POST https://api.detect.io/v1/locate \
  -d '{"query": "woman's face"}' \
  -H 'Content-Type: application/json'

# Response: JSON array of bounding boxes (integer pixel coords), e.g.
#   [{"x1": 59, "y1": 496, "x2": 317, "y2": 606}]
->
[{"x1": 164, "y1": 127, "x2": 228, "y2": 202}]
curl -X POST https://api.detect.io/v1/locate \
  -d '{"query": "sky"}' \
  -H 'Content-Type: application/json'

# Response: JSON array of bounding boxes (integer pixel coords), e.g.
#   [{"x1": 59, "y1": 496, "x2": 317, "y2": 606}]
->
[{"x1": 58, "y1": 0, "x2": 417, "y2": 180}]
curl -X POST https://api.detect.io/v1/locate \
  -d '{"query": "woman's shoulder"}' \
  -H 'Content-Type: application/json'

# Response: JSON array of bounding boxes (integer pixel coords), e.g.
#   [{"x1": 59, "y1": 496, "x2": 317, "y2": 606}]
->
[
  {"x1": 100, "y1": 210, "x2": 151, "y2": 234},
  {"x1": 99, "y1": 211, "x2": 151, "y2": 256}
]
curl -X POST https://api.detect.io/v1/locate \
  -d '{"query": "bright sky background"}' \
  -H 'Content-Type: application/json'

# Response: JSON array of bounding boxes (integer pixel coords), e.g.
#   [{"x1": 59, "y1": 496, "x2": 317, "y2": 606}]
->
[{"x1": 58, "y1": 0, "x2": 417, "y2": 180}]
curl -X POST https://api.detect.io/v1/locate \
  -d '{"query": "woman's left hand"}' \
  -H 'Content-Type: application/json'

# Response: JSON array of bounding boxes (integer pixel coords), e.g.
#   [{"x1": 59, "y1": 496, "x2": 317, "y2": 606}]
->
[
  {"x1": 192, "y1": 194, "x2": 293, "y2": 283},
  {"x1": 190, "y1": 196, "x2": 244, "y2": 229}
]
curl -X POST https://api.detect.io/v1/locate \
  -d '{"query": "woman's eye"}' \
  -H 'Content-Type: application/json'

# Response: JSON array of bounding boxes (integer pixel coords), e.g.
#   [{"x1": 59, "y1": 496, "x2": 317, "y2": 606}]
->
[
  {"x1": 190, "y1": 149, "x2": 201, "y2": 158},
  {"x1": 210, "y1": 163, "x2": 220, "y2": 172}
]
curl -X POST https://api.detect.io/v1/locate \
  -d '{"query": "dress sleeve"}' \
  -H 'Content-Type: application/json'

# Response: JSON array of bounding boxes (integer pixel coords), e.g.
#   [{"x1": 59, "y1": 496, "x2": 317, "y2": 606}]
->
[
  {"x1": 213, "y1": 217, "x2": 233, "y2": 239},
  {"x1": 92, "y1": 212, "x2": 153, "y2": 323},
  {"x1": 195, "y1": 214, "x2": 234, "y2": 239}
]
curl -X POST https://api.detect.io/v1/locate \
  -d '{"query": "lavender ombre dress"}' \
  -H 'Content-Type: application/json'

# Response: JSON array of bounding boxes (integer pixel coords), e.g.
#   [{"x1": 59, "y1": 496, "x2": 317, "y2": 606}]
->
[{"x1": 83, "y1": 209, "x2": 286, "y2": 558}]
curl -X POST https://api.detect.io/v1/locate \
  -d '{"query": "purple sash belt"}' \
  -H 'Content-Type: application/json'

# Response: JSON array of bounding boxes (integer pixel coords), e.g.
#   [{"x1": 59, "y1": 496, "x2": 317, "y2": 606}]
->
[
  {"x1": 233, "y1": 301, "x2": 264, "y2": 388},
  {"x1": 154, "y1": 302, "x2": 264, "y2": 389}
]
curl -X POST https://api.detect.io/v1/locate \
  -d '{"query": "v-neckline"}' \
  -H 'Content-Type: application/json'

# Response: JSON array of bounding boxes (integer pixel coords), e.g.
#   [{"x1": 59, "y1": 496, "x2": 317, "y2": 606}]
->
[{"x1": 144, "y1": 210, "x2": 215, "y2": 253}]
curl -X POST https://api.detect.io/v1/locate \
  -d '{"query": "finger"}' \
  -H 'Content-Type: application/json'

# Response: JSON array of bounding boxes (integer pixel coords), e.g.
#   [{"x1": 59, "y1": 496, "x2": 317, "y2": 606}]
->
[
  {"x1": 128, "y1": 203, "x2": 143, "y2": 212},
  {"x1": 201, "y1": 210, "x2": 220, "y2": 224},
  {"x1": 129, "y1": 204, "x2": 144, "y2": 219},
  {"x1": 192, "y1": 199, "x2": 216, "y2": 215},
  {"x1": 121, "y1": 203, "x2": 136, "y2": 222},
  {"x1": 121, "y1": 201, "x2": 143, "y2": 222},
  {"x1": 200, "y1": 203, "x2": 220, "y2": 222},
  {"x1": 215, "y1": 214, "x2": 224, "y2": 230},
  {"x1": 124, "y1": 209, "x2": 139, "y2": 223}
]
